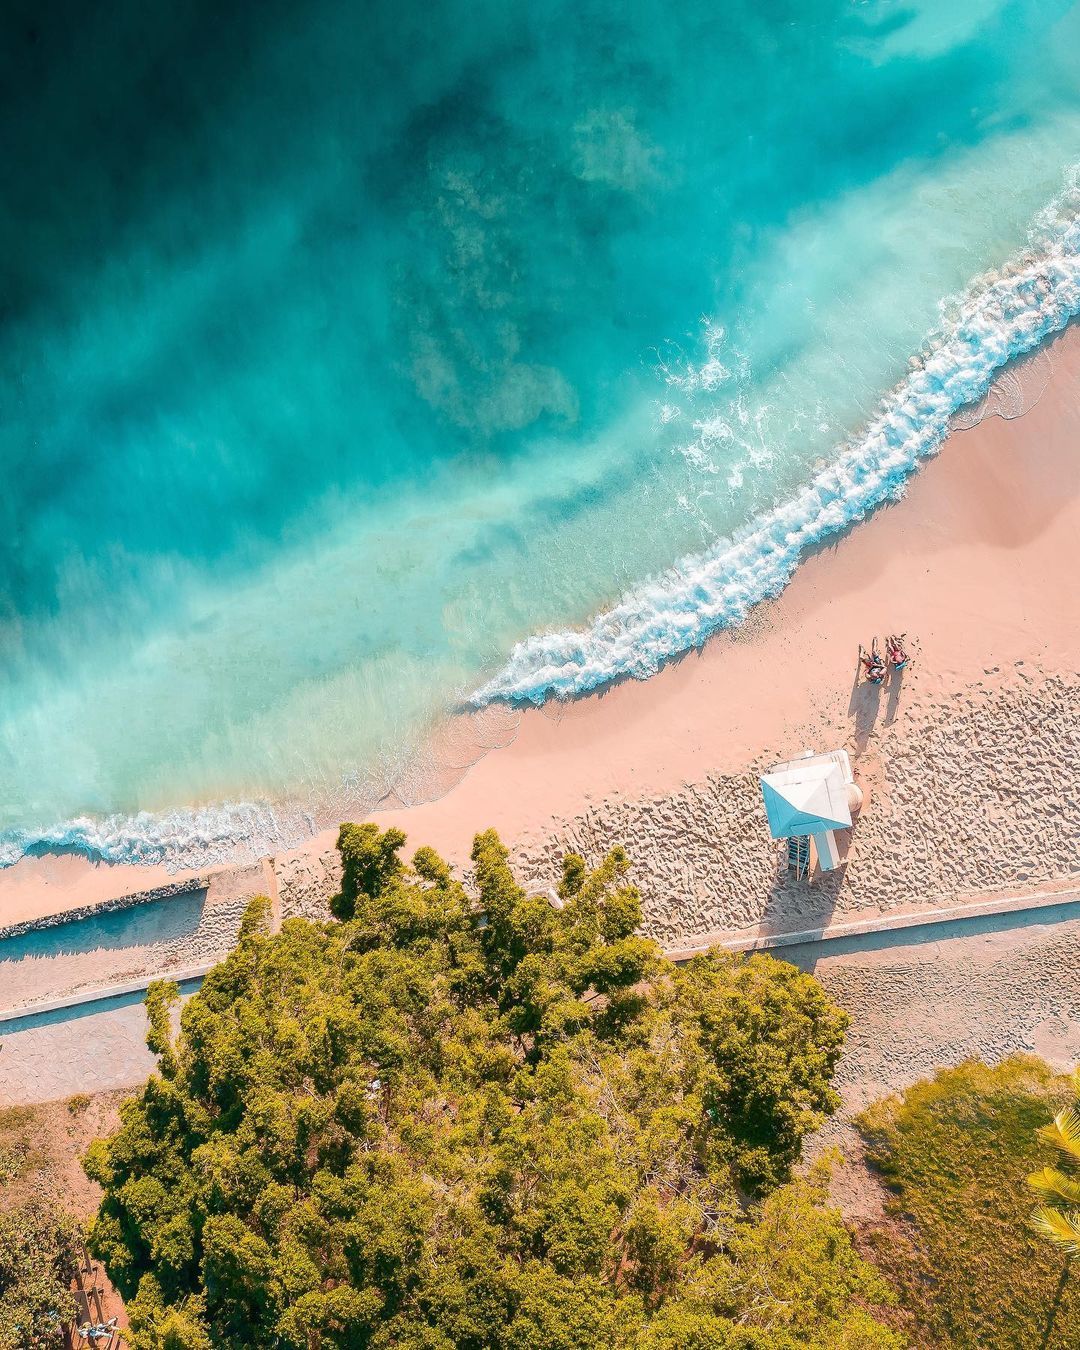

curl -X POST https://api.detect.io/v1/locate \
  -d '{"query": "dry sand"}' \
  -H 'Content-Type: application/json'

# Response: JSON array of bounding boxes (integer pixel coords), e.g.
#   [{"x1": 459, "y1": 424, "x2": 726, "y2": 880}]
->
[
  {"x1": 270, "y1": 326, "x2": 1080, "y2": 944},
  {"x1": 1, "y1": 328, "x2": 1078, "y2": 965}
]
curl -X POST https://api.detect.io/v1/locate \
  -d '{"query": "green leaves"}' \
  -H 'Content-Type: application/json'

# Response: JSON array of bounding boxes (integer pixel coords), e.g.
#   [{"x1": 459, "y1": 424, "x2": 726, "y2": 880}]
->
[
  {"x1": 671, "y1": 951, "x2": 848, "y2": 1193},
  {"x1": 1030, "y1": 1206, "x2": 1080, "y2": 1257},
  {"x1": 1030, "y1": 1076, "x2": 1080, "y2": 1259},
  {"x1": 1028, "y1": 1165, "x2": 1080, "y2": 1208},
  {"x1": 0, "y1": 1199, "x2": 78, "y2": 1350},
  {"x1": 1037, "y1": 1105, "x2": 1080, "y2": 1166},
  {"x1": 86, "y1": 825, "x2": 875, "y2": 1348},
  {"x1": 331, "y1": 823, "x2": 408, "y2": 923}
]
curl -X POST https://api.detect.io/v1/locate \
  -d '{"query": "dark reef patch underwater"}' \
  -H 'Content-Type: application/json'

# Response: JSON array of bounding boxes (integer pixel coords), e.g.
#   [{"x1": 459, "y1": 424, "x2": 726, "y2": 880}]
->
[{"x1": 3, "y1": 0, "x2": 1080, "y2": 865}]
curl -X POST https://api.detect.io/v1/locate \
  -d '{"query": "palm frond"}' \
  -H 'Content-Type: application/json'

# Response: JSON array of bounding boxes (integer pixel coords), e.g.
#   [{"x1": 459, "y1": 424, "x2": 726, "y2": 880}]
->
[
  {"x1": 1037, "y1": 1106, "x2": 1080, "y2": 1164},
  {"x1": 1030, "y1": 1205, "x2": 1080, "y2": 1256},
  {"x1": 1028, "y1": 1167, "x2": 1080, "y2": 1207}
]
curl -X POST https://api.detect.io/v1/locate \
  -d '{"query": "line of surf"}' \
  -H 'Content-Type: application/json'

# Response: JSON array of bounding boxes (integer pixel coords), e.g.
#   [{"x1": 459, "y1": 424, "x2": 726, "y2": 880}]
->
[
  {"x1": 472, "y1": 177, "x2": 1080, "y2": 706},
  {"x1": 0, "y1": 802, "x2": 300, "y2": 872},
  {"x1": 4, "y1": 180, "x2": 1080, "y2": 872}
]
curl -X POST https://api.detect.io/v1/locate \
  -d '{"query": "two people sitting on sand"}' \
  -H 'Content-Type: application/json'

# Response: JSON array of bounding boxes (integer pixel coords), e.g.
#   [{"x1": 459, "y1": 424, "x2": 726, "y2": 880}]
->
[{"x1": 860, "y1": 634, "x2": 908, "y2": 684}]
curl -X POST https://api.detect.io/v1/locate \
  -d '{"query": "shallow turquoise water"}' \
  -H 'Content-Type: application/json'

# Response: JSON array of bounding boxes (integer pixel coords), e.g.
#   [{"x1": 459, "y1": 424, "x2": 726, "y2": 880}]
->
[{"x1": 3, "y1": 0, "x2": 1080, "y2": 861}]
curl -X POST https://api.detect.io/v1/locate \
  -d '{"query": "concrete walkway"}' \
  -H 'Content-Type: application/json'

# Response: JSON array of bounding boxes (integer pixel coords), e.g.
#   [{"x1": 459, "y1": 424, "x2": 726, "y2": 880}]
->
[
  {"x1": 1, "y1": 886, "x2": 1078, "y2": 1107},
  {"x1": 0, "y1": 979, "x2": 203, "y2": 1107}
]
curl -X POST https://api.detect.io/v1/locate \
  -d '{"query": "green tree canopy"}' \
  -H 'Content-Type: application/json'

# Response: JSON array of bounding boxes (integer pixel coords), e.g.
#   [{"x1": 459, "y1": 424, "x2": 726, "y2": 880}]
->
[
  {"x1": 85, "y1": 825, "x2": 891, "y2": 1348},
  {"x1": 0, "y1": 1197, "x2": 77, "y2": 1350}
]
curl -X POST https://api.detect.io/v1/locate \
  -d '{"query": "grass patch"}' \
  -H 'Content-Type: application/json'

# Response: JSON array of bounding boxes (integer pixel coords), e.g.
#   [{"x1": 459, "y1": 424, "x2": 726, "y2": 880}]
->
[
  {"x1": 856, "y1": 1054, "x2": 1079, "y2": 1349},
  {"x1": 0, "y1": 1105, "x2": 35, "y2": 1133},
  {"x1": 0, "y1": 1104, "x2": 46, "y2": 1184}
]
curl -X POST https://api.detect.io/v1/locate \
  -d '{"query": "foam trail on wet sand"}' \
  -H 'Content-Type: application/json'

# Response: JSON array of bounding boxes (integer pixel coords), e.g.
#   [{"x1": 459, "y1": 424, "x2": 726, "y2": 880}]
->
[
  {"x1": 473, "y1": 182, "x2": 1080, "y2": 705},
  {"x1": 5, "y1": 184, "x2": 1080, "y2": 871}
]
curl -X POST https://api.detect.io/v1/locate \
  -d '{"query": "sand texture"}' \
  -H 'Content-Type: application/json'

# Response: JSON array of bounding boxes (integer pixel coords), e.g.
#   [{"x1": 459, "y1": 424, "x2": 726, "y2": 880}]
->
[
  {"x1": 511, "y1": 670, "x2": 1080, "y2": 944},
  {"x1": 1, "y1": 327, "x2": 1079, "y2": 1116}
]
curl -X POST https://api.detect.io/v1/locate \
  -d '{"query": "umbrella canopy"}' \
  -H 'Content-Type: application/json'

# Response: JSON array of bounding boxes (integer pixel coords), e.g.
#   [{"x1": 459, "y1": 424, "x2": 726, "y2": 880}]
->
[{"x1": 760, "y1": 759, "x2": 852, "y2": 838}]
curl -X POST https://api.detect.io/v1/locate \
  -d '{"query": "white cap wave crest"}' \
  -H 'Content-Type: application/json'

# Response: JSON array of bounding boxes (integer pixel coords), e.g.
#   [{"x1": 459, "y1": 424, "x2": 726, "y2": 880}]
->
[{"x1": 472, "y1": 174, "x2": 1080, "y2": 706}]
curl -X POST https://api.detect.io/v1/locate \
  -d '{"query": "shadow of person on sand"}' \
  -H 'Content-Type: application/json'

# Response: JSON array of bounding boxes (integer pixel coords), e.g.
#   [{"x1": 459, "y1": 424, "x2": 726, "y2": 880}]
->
[
  {"x1": 848, "y1": 655, "x2": 882, "y2": 753},
  {"x1": 884, "y1": 664, "x2": 905, "y2": 726}
]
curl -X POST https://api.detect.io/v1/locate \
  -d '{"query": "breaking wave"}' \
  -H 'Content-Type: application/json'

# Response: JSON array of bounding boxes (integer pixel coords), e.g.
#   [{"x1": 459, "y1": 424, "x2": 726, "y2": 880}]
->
[
  {"x1": 0, "y1": 801, "x2": 299, "y2": 872},
  {"x1": 0, "y1": 703, "x2": 521, "y2": 871},
  {"x1": 473, "y1": 177, "x2": 1080, "y2": 705},
  {"x1": 6, "y1": 181, "x2": 1080, "y2": 871}
]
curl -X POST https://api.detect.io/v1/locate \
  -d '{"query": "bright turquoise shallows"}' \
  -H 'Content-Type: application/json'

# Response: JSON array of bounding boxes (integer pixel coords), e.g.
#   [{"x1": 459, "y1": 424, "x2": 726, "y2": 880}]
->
[{"x1": 3, "y1": 0, "x2": 1080, "y2": 864}]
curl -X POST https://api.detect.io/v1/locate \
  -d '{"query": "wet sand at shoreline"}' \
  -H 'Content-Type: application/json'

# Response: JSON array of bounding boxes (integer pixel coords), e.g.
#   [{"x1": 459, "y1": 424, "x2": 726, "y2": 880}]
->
[{"x1": 1, "y1": 328, "x2": 1078, "y2": 962}]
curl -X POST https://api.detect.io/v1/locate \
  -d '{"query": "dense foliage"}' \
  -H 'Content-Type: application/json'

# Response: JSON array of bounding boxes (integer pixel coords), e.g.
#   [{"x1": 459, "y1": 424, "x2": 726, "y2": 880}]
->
[
  {"x1": 858, "y1": 1055, "x2": 1080, "y2": 1350},
  {"x1": 0, "y1": 1103, "x2": 105, "y2": 1349},
  {"x1": 85, "y1": 824, "x2": 894, "y2": 1348},
  {"x1": 0, "y1": 1201, "x2": 77, "y2": 1349}
]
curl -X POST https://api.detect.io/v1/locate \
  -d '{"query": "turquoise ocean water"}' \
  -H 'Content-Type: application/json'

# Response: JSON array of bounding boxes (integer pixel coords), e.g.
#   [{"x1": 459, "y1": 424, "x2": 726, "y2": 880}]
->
[{"x1": 4, "y1": 0, "x2": 1080, "y2": 866}]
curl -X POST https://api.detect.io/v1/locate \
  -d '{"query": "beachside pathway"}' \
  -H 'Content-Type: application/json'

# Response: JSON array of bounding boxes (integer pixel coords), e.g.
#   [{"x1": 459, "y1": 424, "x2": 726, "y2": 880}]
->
[{"x1": 2, "y1": 894, "x2": 1079, "y2": 1108}]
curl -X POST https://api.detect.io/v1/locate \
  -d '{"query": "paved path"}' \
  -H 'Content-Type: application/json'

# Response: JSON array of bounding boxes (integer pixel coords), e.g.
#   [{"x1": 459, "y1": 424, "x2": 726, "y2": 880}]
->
[
  {"x1": 2, "y1": 894, "x2": 1078, "y2": 1108},
  {"x1": 0, "y1": 981, "x2": 200, "y2": 1107},
  {"x1": 804, "y1": 905, "x2": 1080, "y2": 1220}
]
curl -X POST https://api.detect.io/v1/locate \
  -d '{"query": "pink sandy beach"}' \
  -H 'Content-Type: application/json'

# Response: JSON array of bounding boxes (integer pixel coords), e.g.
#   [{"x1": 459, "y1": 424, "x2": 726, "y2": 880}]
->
[{"x1": 1, "y1": 328, "x2": 1078, "y2": 934}]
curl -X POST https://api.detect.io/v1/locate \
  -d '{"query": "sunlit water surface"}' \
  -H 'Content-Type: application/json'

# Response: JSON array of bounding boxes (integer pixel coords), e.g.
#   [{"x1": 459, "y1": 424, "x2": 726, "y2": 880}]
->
[{"x1": 4, "y1": 0, "x2": 1080, "y2": 863}]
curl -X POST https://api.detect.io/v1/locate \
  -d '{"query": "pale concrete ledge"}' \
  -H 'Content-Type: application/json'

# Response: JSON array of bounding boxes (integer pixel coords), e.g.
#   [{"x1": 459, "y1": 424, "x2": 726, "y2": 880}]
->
[
  {"x1": 666, "y1": 885, "x2": 1080, "y2": 962},
  {"x1": 0, "y1": 964, "x2": 216, "y2": 1025},
  {"x1": 2, "y1": 884, "x2": 1078, "y2": 1026}
]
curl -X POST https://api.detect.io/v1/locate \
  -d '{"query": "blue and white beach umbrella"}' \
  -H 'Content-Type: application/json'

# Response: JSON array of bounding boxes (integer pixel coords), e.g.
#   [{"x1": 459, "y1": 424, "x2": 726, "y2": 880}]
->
[{"x1": 760, "y1": 759, "x2": 852, "y2": 839}]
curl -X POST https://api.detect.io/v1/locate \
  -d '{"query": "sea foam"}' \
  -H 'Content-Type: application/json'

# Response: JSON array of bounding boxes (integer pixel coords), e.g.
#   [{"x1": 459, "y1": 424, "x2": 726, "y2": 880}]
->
[
  {"x1": 5, "y1": 183, "x2": 1080, "y2": 872},
  {"x1": 0, "y1": 801, "x2": 303, "y2": 872},
  {"x1": 472, "y1": 180, "x2": 1080, "y2": 706}
]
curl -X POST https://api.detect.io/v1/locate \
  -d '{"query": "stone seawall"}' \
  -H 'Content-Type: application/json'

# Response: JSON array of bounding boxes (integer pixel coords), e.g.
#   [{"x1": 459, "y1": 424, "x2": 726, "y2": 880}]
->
[{"x1": 0, "y1": 878, "x2": 209, "y2": 945}]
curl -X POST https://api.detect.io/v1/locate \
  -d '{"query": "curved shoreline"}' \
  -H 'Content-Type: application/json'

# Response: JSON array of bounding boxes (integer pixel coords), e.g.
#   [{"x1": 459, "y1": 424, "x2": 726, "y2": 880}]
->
[
  {"x1": 475, "y1": 190, "x2": 1080, "y2": 704},
  {"x1": 1, "y1": 321, "x2": 1078, "y2": 935},
  {"x1": 6, "y1": 187, "x2": 1080, "y2": 878}
]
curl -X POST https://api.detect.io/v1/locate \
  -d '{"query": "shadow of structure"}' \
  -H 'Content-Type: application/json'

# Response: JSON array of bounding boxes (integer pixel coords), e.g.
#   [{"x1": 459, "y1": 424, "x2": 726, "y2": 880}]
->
[
  {"x1": 751, "y1": 646, "x2": 916, "y2": 973},
  {"x1": 755, "y1": 672, "x2": 873, "y2": 971},
  {"x1": 0, "y1": 889, "x2": 207, "y2": 968},
  {"x1": 755, "y1": 862, "x2": 850, "y2": 977}
]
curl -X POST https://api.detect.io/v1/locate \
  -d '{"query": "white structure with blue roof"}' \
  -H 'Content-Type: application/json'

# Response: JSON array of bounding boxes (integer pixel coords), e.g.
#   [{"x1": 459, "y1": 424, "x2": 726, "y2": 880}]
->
[{"x1": 760, "y1": 749, "x2": 859, "y2": 873}]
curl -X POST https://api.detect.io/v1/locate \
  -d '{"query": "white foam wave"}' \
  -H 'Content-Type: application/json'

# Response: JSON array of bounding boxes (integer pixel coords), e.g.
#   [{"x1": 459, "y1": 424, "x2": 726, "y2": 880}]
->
[
  {"x1": 474, "y1": 178, "x2": 1080, "y2": 705},
  {"x1": 0, "y1": 701, "x2": 525, "y2": 872},
  {"x1": 0, "y1": 801, "x2": 306, "y2": 873},
  {"x1": 6, "y1": 182, "x2": 1080, "y2": 872}
]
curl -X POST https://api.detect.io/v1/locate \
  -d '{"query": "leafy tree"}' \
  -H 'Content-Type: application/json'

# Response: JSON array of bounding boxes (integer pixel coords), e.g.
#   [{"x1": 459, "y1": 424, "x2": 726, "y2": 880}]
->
[
  {"x1": 0, "y1": 1199, "x2": 77, "y2": 1350},
  {"x1": 86, "y1": 825, "x2": 887, "y2": 1348},
  {"x1": 1029, "y1": 1069, "x2": 1080, "y2": 1255}
]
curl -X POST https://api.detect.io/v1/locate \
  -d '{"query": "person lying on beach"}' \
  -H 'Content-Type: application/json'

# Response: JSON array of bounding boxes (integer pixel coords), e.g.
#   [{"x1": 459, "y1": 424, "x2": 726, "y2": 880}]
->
[
  {"x1": 859, "y1": 643, "x2": 886, "y2": 683},
  {"x1": 78, "y1": 1322, "x2": 118, "y2": 1346},
  {"x1": 887, "y1": 633, "x2": 909, "y2": 669}
]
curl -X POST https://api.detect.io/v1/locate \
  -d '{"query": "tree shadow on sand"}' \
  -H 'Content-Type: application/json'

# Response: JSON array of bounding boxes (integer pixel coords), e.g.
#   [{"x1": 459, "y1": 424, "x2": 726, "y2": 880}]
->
[{"x1": 1038, "y1": 1260, "x2": 1071, "y2": 1350}]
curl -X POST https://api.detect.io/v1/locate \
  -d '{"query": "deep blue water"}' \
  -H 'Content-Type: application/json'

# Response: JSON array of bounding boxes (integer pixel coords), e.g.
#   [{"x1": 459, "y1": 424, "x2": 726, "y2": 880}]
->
[{"x1": 3, "y1": 0, "x2": 1080, "y2": 865}]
